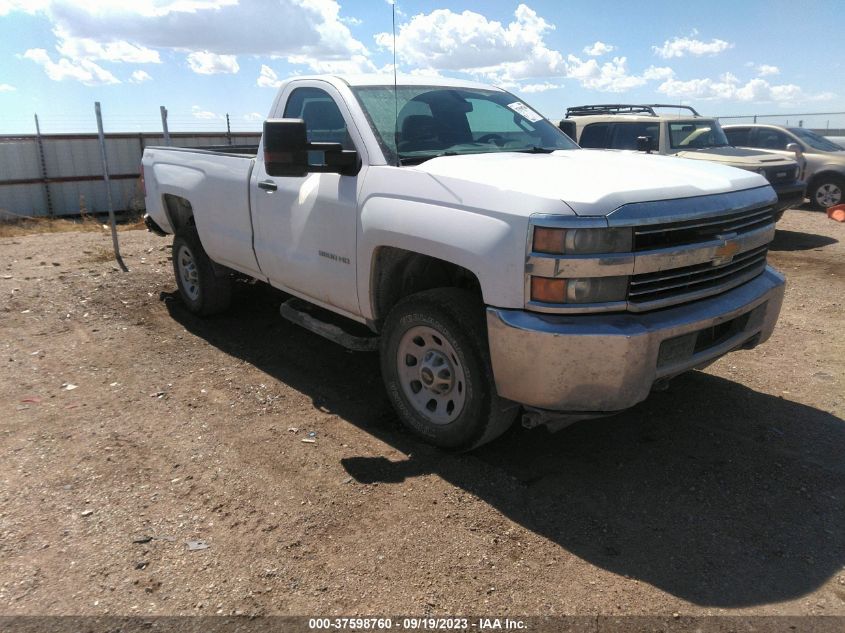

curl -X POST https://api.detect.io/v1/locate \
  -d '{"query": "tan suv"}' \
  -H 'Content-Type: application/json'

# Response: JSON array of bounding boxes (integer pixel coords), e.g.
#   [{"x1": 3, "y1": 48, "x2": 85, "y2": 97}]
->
[
  {"x1": 723, "y1": 123, "x2": 845, "y2": 209},
  {"x1": 560, "y1": 104, "x2": 804, "y2": 212}
]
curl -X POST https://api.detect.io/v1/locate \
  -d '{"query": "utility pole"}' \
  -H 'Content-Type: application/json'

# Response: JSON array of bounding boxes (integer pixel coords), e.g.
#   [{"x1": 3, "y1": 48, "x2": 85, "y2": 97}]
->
[{"x1": 226, "y1": 113, "x2": 232, "y2": 145}]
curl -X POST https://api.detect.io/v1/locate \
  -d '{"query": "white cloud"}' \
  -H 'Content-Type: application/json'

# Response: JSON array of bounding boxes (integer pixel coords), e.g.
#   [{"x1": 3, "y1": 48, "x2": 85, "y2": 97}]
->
[
  {"x1": 287, "y1": 53, "x2": 375, "y2": 74},
  {"x1": 0, "y1": 83, "x2": 16, "y2": 92},
  {"x1": 564, "y1": 55, "x2": 674, "y2": 92},
  {"x1": 243, "y1": 112, "x2": 263, "y2": 121},
  {"x1": 257, "y1": 64, "x2": 283, "y2": 88},
  {"x1": 653, "y1": 33, "x2": 732, "y2": 59},
  {"x1": 22, "y1": 48, "x2": 120, "y2": 85},
  {"x1": 129, "y1": 69, "x2": 151, "y2": 83},
  {"x1": 6, "y1": 1, "x2": 369, "y2": 64},
  {"x1": 0, "y1": 0, "x2": 49, "y2": 16},
  {"x1": 54, "y1": 27, "x2": 160, "y2": 64},
  {"x1": 755, "y1": 64, "x2": 780, "y2": 76},
  {"x1": 657, "y1": 72, "x2": 832, "y2": 104},
  {"x1": 186, "y1": 50, "x2": 239, "y2": 75},
  {"x1": 583, "y1": 41, "x2": 614, "y2": 56},
  {"x1": 374, "y1": 5, "x2": 675, "y2": 94},
  {"x1": 191, "y1": 105, "x2": 221, "y2": 120},
  {"x1": 643, "y1": 65, "x2": 675, "y2": 81},
  {"x1": 375, "y1": 4, "x2": 563, "y2": 80}
]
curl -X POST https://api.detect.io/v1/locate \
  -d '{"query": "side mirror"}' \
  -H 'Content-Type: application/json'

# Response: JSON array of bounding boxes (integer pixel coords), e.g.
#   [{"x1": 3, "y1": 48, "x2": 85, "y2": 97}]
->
[
  {"x1": 264, "y1": 119, "x2": 309, "y2": 177},
  {"x1": 263, "y1": 118, "x2": 361, "y2": 178},
  {"x1": 636, "y1": 135, "x2": 654, "y2": 153},
  {"x1": 558, "y1": 120, "x2": 576, "y2": 141},
  {"x1": 786, "y1": 142, "x2": 803, "y2": 157}
]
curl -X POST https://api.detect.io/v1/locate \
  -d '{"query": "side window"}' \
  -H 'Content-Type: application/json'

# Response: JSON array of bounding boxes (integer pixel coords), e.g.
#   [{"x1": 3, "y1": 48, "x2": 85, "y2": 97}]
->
[
  {"x1": 579, "y1": 123, "x2": 610, "y2": 148},
  {"x1": 283, "y1": 87, "x2": 352, "y2": 151},
  {"x1": 724, "y1": 127, "x2": 751, "y2": 146},
  {"x1": 610, "y1": 122, "x2": 659, "y2": 150},
  {"x1": 754, "y1": 128, "x2": 790, "y2": 150}
]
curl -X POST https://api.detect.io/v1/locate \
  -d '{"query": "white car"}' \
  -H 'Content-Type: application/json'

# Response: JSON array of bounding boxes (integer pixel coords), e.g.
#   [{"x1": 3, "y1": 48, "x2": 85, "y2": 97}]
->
[{"x1": 142, "y1": 75, "x2": 785, "y2": 449}]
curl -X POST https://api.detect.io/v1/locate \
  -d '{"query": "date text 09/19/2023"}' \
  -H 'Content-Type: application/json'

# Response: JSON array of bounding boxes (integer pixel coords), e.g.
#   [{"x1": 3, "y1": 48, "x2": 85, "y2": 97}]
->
[{"x1": 307, "y1": 617, "x2": 527, "y2": 630}]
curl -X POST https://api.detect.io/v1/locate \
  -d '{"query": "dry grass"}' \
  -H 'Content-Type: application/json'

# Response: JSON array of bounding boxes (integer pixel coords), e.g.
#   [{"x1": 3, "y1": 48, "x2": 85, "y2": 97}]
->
[
  {"x1": 0, "y1": 213, "x2": 145, "y2": 238},
  {"x1": 82, "y1": 247, "x2": 119, "y2": 264}
]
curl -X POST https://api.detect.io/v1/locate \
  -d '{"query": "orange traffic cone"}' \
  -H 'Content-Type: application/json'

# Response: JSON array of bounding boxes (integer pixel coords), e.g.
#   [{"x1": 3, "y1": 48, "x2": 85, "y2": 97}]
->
[{"x1": 827, "y1": 204, "x2": 845, "y2": 222}]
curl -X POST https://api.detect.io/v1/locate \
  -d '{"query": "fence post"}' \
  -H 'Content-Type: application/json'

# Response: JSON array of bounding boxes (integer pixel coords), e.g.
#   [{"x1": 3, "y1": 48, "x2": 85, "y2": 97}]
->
[
  {"x1": 160, "y1": 106, "x2": 171, "y2": 146},
  {"x1": 34, "y1": 114, "x2": 54, "y2": 218},
  {"x1": 95, "y1": 102, "x2": 128, "y2": 272}
]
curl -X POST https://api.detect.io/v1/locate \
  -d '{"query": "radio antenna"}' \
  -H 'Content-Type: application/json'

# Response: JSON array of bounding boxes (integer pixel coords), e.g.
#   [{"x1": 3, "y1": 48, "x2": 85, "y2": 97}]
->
[{"x1": 392, "y1": 1, "x2": 400, "y2": 167}]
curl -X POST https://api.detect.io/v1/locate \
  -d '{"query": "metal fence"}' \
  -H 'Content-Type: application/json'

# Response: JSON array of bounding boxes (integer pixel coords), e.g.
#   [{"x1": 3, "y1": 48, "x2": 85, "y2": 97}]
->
[
  {"x1": 0, "y1": 131, "x2": 260, "y2": 218},
  {"x1": 715, "y1": 110, "x2": 845, "y2": 134}
]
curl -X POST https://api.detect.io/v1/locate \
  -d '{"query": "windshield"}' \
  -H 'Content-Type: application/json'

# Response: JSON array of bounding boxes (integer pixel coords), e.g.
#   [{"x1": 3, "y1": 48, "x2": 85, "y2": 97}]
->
[
  {"x1": 788, "y1": 127, "x2": 844, "y2": 152},
  {"x1": 351, "y1": 85, "x2": 578, "y2": 165},
  {"x1": 668, "y1": 120, "x2": 730, "y2": 149}
]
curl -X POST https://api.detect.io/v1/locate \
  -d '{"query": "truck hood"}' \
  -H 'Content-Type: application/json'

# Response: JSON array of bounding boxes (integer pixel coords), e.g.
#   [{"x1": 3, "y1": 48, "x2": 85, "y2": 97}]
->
[
  {"x1": 676, "y1": 146, "x2": 795, "y2": 167},
  {"x1": 412, "y1": 149, "x2": 767, "y2": 216}
]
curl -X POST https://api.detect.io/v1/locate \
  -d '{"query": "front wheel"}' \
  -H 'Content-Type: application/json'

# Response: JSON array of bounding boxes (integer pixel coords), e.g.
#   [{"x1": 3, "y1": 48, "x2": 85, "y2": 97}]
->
[
  {"x1": 380, "y1": 288, "x2": 517, "y2": 450},
  {"x1": 172, "y1": 227, "x2": 232, "y2": 316},
  {"x1": 809, "y1": 175, "x2": 844, "y2": 209}
]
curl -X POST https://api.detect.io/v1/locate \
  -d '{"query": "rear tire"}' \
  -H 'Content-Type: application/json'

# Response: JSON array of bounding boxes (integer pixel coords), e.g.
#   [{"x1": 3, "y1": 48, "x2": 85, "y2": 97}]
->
[
  {"x1": 380, "y1": 288, "x2": 518, "y2": 450},
  {"x1": 172, "y1": 226, "x2": 232, "y2": 316},
  {"x1": 809, "y1": 175, "x2": 844, "y2": 209}
]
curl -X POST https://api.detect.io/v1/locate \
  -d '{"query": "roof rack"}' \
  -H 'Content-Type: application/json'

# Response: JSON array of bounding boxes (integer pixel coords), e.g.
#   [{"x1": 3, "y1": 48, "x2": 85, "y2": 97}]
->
[{"x1": 565, "y1": 103, "x2": 701, "y2": 117}]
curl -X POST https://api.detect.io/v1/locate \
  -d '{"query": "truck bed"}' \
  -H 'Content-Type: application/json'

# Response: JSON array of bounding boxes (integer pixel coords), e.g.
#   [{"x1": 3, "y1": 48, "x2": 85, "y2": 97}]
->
[{"x1": 147, "y1": 144, "x2": 259, "y2": 157}]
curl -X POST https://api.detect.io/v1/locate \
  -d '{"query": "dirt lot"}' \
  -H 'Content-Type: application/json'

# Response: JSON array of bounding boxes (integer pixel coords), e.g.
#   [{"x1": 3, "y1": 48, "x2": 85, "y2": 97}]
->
[{"x1": 1, "y1": 208, "x2": 844, "y2": 617}]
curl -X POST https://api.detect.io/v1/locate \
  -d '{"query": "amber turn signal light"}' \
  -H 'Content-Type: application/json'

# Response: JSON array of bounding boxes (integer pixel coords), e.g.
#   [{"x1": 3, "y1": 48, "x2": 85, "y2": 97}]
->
[
  {"x1": 531, "y1": 277, "x2": 567, "y2": 303},
  {"x1": 532, "y1": 227, "x2": 567, "y2": 254}
]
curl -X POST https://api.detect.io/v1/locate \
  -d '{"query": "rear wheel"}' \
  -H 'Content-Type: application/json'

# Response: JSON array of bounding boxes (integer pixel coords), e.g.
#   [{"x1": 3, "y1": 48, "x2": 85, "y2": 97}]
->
[
  {"x1": 809, "y1": 175, "x2": 844, "y2": 209},
  {"x1": 172, "y1": 226, "x2": 232, "y2": 316},
  {"x1": 380, "y1": 288, "x2": 517, "y2": 450}
]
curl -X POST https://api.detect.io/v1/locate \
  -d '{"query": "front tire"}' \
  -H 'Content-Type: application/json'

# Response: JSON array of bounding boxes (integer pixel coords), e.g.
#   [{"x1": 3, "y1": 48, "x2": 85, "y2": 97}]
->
[
  {"x1": 172, "y1": 227, "x2": 232, "y2": 316},
  {"x1": 380, "y1": 288, "x2": 517, "y2": 450},
  {"x1": 809, "y1": 175, "x2": 844, "y2": 209}
]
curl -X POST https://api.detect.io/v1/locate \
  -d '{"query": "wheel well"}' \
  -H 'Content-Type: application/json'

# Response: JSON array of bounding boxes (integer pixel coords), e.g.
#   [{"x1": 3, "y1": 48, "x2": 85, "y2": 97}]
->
[
  {"x1": 163, "y1": 194, "x2": 195, "y2": 233},
  {"x1": 808, "y1": 170, "x2": 845, "y2": 189},
  {"x1": 371, "y1": 247, "x2": 482, "y2": 326}
]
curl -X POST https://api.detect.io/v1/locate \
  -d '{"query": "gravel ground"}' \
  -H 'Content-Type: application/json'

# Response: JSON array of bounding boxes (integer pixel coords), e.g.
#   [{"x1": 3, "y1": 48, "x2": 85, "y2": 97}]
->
[{"x1": 1, "y1": 207, "x2": 843, "y2": 617}]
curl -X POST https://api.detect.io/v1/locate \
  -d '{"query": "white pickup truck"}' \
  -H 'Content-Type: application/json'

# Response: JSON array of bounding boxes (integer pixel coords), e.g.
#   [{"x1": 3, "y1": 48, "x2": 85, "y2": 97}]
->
[{"x1": 142, "y1": 74, "x2": 785, "y2": 450}]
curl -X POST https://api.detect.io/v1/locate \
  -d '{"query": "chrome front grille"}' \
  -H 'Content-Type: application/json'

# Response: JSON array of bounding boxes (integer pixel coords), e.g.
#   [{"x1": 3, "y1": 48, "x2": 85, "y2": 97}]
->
[
  {"x1": 526, "y1": 188, "x2": 780, "y2": 315},
  {"x1": 633, "y1": 205, "x2": 780, "y2": 251},
  {"x1": 628, "y1": 244, "x2": 769, "y2": 310}
]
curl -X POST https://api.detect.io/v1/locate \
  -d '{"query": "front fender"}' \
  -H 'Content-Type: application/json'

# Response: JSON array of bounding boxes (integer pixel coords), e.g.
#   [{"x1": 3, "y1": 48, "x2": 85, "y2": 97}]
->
[{"x1": 357, "y1": 196, "x2": 527, "y2": 320}]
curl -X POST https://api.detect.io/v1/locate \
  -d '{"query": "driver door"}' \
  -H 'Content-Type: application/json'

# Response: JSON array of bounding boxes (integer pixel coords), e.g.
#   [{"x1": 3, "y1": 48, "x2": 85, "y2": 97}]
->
[{"x1": 250, "y1": 84, "x2": 361, "y2": 316}]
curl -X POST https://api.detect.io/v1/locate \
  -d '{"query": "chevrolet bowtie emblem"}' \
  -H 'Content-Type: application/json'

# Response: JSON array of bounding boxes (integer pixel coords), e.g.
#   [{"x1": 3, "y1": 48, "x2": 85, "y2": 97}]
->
[{"x1": 712, "y1": 237, "x2": 740, "y2": 266}]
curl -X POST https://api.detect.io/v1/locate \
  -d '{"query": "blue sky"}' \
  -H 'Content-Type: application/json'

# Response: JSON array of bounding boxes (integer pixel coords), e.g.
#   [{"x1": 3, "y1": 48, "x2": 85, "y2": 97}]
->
[{"x1": 0, "y1": 0, "x2": 843, "y2": 135}]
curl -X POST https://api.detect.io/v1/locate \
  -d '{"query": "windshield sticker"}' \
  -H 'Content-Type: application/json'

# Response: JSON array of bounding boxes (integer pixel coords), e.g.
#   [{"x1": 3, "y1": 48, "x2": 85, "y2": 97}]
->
[{"x1": 507, "y1": 102, "x2": 543, "y2": 123}]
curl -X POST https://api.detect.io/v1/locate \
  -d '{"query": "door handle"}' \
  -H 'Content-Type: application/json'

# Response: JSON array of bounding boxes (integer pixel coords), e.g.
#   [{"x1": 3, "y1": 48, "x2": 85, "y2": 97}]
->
[{"x1": 258, "y1": 180, "x2": 277, "y2": 192}]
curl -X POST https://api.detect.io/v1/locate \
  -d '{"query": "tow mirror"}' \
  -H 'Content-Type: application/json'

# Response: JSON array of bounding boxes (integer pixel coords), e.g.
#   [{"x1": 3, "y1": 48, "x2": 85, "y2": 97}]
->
[
  {"x1": 263, "y1": 118, "x2": 361, "y2": 178},
  {"x1": 264, "y1": 119, "x2": 309, "y2": 177},
  {"x1": 558, "y1": 120, "x2": 576, "y2": 141},
  {"x1": 636, "y1": 135, "x2": 654, "y2": 153}
]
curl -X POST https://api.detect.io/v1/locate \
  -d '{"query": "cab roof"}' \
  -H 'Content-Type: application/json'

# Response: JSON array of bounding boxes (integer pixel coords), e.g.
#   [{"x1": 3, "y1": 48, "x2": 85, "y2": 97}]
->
[{"x1": 291, "y1": 73, "x2": 502, "y2": 91}]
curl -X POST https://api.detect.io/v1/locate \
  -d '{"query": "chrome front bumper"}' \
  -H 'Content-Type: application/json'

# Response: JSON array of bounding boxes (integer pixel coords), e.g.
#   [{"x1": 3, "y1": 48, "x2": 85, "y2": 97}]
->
[{"x1": 486, "y1": 267, "x2": 785, "y2": 412}]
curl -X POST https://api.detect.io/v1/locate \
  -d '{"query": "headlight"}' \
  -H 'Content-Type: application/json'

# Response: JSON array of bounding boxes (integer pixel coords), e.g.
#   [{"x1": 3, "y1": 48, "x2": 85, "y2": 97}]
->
[
  {"x1": 530, "y1": 276, "x2": 628, "y2": 304},
  {"x1": 532, "y1": 227, "x2": 632, "y2": 255}
]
